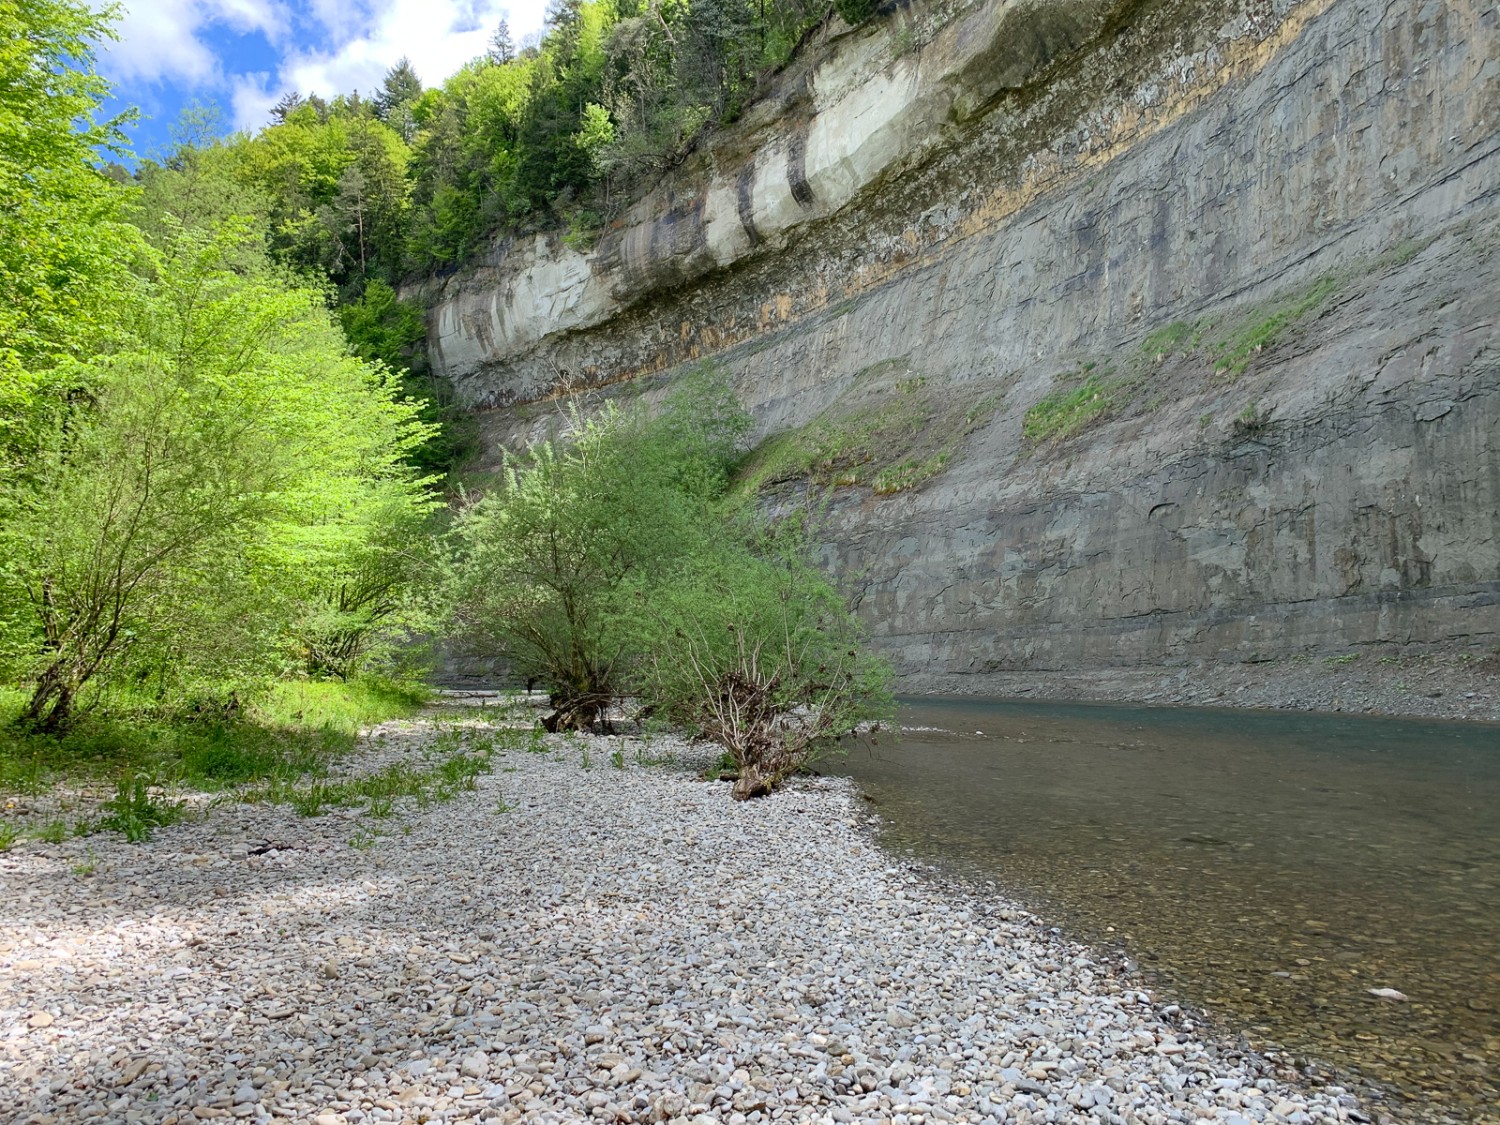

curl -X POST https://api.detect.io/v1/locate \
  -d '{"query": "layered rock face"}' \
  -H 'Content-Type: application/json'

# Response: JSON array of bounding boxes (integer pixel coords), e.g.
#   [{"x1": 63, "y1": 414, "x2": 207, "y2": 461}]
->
[{"x1": 417, "y1": 0, "x2": 1500, "y2": 685}]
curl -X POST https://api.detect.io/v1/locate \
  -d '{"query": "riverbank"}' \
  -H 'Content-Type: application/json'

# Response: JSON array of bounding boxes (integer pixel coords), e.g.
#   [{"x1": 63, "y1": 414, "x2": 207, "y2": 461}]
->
[
  {"x1": 920, "y1": 648, "x2": 1500, "y2": 723},
  {"x1": 0, "y1": 713, "x2": 1365, "y2": 1125}
]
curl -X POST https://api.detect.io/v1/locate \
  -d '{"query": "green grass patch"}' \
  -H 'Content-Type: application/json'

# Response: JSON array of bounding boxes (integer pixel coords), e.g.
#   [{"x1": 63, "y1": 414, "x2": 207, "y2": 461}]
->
[
  {"x1": 0, "y1": 676, "x2": 431, "y2": 809},
  {"x1": 251, "y1": 676, "x2": 431, "y2": 735},
  {"x1": 97, "y1": 775, "x2": 185, "y2": 843},
  {"x1": 1206, "y1": 274, "x2": 1341, "y2": 377},
  {"x1": 1022, "y1": 373, "x2": 1113, "y2": 442},
  {"x1": 1141, "y1": 320, "x2": 1196, "y2": 359},
  {"x1": 734, "y1": 376, "x2": 1004, "y2": 498}
]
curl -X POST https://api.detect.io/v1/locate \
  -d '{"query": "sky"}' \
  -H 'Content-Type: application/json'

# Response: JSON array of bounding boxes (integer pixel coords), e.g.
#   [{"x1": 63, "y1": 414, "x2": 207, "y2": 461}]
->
[{"x1": 96, "y1": 0, "x2": 551, "y2": 162}]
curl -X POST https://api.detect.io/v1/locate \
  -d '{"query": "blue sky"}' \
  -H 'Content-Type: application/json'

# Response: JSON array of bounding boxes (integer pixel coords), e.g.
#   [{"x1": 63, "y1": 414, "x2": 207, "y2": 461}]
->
[{"x1": 97, "y1": 0, "x2": 551, "y2": 162}]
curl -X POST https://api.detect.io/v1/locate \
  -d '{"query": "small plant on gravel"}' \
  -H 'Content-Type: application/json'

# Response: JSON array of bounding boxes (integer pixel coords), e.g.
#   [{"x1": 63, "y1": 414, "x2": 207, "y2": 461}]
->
[
  {"x1": 580, "y1": 746, "x2": 592, "y2": 770},
  {"x1": 289, "y1": 784, "x2": 330, "y2": 817},
  {"x1": 71, "y1": 847, "x2": 98, "y2": 877},
  {"x1": 0, "y1": 820, "x2": 19, "y2": 851},
  {"x1": 349, "y1": 828, "x2": 378, "y2": 850},
  {"x1": 367, "y1": 794, "x2": 395, "y2": 817},
  {"x1": 438, "y1": 753, "x2": 487, "y2": 791},
  {"x1": 33, "y1": 819, "x2": 67, "y2": 844},
  {"x1": 494, "y1": 795, "x2": 513, "y2": 814},
  {"x1": 525, "y1": 725, "x2": 549, "y2": 754},
  {"x1": 610, "y1": 748, "x2": 624, "y2": 769},
  {"x1": 97, "y1": 775, "x2": 185, "y2": 843}
]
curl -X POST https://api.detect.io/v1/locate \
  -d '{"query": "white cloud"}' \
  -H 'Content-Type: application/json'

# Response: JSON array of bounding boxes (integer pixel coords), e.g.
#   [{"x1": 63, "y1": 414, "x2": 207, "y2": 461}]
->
[
  {"x1": 229, "y1": 72, "x2": 280, "y2": 134},
  {"x1": 105, "y1": 0, "x2": 290, "y2": 85},
  {"x1": 237, "y1": 0, "x2": 552, "y2": 131},
  {"x1": 105, "y1": 0, "x2": 554, "y2": 136}
]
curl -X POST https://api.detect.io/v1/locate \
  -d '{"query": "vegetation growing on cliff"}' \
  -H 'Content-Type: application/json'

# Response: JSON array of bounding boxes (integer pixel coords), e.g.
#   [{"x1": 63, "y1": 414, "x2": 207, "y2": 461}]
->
[{"x1": 735, "y1": 369, "x2": 1004, "y2": 497}]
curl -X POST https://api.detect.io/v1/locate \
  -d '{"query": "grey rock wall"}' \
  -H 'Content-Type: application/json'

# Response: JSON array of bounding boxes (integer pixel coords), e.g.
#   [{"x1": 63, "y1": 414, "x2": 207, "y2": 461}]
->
[{"x1": 431, "y1": 0, "x2": 1500, "y2": 685}]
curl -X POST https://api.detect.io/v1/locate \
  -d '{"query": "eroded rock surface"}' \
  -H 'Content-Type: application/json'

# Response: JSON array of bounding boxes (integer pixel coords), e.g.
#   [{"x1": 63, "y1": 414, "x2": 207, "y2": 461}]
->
[{"x1": 419, "y1": 0, "x2": 1500, "y2": 682}]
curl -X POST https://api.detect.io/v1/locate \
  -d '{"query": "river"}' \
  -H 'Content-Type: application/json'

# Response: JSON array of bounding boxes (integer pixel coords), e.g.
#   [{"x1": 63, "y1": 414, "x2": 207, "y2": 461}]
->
[{"x1": 832, "y1": 698, "x2": 1500, "y2": 1122}]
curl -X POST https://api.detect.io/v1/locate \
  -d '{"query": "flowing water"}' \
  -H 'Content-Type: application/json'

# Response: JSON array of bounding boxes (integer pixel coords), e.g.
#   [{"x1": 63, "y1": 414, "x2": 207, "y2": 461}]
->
[{"x1": 832, "y1": 698, "x2": 1500, "y2": 1121}]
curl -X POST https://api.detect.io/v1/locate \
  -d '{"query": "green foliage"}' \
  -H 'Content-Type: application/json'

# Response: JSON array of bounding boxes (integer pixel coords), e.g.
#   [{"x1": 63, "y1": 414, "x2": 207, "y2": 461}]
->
[
  {"x1": 448, "y1": 375, "x2": 747, "y2": 724},
  {"x1": 1207, "y1": 275, "x2": 1340, "y2": 377},
  {"x1": 0, "y1": 222, "x2": 435, "y2": 731},
  {"x1": 627, "y1": 520, "x2": 893, "y2": 798},
  {"x1": 97, "y1": 775, "x2": 185, "y2": 843},
  {"x1": 0, "y1": 821, "x2": 17, "y2": 851},
  {"x1": 340, "y1": 281, "x2": 479, "y2": 480},
  {"x1": 835, "y1": 0, "x2": 880, "y2": 25},
  {"x1": 1141, "y1": 320, "x2": 1195, "y2": 359},
  {"x1": 33, "y1": 820, "x2": 68, "y2": 844},
  {"x1": 162, "y1": 0, "x2": 830, "y2": 278},
  {"x1": 448, "y1": 370, "x2": 892, "y2": 796},
  {"x1": 735, "y1": 374, "x2": 1001, "y2": 496},
  {"x1": 1022, "y1": 373, "x2": 1112, "y2": 443},
  {"x1": 0, "y1": 0, "x2": 133, "y2": 386}
]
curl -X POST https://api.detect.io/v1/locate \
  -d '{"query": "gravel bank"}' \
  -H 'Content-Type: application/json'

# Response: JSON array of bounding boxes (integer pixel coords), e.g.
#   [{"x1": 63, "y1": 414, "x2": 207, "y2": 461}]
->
[{"x1": 1, "y1": 718, "x2": 1365, "y2": 1125}]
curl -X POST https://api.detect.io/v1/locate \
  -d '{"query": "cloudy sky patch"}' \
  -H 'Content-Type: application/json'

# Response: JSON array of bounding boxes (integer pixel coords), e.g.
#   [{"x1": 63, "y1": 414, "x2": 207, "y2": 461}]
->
[{"x1": 100, "y1": 0, "x2": 550, "y2": 157}]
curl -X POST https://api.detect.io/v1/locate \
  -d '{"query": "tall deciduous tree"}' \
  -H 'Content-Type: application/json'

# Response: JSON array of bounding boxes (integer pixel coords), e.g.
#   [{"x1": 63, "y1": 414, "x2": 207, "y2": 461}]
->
[
  {"x1": 1, "y1": 224, "x2": 433, "y2": 731},
  {"x1": 0, "y1": 0, "x2": 134, "y2": 472}
]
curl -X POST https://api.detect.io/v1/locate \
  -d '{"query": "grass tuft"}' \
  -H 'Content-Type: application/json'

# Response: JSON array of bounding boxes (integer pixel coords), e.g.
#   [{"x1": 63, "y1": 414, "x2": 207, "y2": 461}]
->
[{"x1": 1022, "y1": 374, "x2": 1113, "y2": 442}]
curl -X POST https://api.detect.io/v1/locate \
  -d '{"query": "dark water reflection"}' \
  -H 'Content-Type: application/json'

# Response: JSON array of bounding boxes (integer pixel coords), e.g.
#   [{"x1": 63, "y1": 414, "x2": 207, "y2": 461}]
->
[{"x1": 832, "y1": 698, "x2": 1500, "y2": 1121}]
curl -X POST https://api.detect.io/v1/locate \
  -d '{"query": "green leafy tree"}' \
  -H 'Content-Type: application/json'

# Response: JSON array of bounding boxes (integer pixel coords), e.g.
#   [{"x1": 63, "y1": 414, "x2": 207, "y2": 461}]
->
[
  {"x1": 0, "y1": 224, "x2": 432, "y2": 731},
  {"x1": 297, "y1": 495, "x2": 443, "y2": 681},
  {"x1": 339, "y1": 280, "x2": 477, "y2": 478},
  {"x1": 446, "y1": 372, "x2": 748, "y2": 728},
  {"x1": 0, "y1": 0, "x2": 134, "y2": 472}
]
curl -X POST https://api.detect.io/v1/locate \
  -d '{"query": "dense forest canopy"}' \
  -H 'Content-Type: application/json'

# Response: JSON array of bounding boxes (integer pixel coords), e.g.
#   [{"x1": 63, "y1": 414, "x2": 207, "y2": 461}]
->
[{"x1": 134, "y1": 0, "x2": 853, "y2": 297}]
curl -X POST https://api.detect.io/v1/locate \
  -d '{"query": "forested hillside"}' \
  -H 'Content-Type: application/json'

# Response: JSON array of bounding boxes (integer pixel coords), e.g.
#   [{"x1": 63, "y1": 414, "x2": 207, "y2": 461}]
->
[{"x1": 147, "y1": 0, "x2": 858, "y2": 298}]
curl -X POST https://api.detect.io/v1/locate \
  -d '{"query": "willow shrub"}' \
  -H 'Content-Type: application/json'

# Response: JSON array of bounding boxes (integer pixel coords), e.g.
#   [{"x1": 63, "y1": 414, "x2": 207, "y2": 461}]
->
[
  {"x1": 626, "y1": 521, "x2": 893, "y2": 799},
  {"x1": 447, "y1": 371, "x2": 892, "y2": 792},
  {"x1": 446, "y1": 384, "x2": 736, "y2": 730}
]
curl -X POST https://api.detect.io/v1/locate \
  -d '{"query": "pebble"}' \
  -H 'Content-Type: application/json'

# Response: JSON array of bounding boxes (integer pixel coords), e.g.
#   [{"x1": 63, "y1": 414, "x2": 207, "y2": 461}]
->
[{"x1": 0, "y1": 717, "x2": 1358, "y2": 1124}]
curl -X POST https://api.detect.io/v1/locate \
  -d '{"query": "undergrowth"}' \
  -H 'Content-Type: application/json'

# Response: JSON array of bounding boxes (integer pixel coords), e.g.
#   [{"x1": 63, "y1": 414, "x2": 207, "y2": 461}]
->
[
  {"x1": 735, "y1": 369, "x2": 1004, "y2": 497},
  {"x1": 0, "y1": 677, "x2": 431, "y2": 841}
]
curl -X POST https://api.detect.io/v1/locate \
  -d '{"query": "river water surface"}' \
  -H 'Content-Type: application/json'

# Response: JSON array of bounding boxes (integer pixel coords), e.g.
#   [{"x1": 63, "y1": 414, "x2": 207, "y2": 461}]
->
[{"x1": 832, "y1": 698, "x2": 1500, "y2": 1121}]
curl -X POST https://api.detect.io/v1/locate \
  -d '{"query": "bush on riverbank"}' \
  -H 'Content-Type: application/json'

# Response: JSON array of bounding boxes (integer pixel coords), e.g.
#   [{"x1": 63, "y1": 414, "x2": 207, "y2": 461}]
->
[
  {"x1": 629, "y1": 521, "x2": 892, "y2": 798},
  {"x1": 446, "y1": 372, "x2": 892, "y2": 793}
]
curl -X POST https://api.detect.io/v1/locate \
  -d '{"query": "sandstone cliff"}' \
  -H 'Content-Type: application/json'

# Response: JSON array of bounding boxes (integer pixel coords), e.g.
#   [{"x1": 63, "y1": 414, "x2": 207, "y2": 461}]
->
[{"x1": 413, "y1": 0, "x2": 1500, "y2": 686}]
